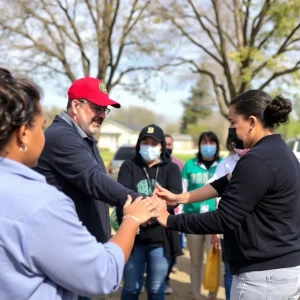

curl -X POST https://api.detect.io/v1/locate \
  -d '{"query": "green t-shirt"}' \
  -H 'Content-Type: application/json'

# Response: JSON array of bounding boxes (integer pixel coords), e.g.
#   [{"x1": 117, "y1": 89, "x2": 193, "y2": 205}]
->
[{"x1": 182, "y1": 157, "x2": 221, "y2": 213}]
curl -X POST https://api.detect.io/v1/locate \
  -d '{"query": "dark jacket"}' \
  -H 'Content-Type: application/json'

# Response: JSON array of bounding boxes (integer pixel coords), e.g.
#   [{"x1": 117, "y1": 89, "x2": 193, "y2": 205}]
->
[
  {"x1": 168, "y1": 134, "x2": 300, "y2": 274},
  {"x1": 116, "y1": 130, "x2": 183, "y2": 257},
  {"x1": 34, "y1": 114, "x2": 139, "y2": 243}
]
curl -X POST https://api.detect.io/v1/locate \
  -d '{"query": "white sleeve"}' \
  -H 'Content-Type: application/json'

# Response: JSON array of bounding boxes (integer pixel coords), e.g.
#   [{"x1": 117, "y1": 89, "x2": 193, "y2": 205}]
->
[
  {"x1": 214, "y1": 160, "x2": 228, "y2": 179},
  {"x1": 182, "y1": 178, "x2": 189, "y2": 193}
]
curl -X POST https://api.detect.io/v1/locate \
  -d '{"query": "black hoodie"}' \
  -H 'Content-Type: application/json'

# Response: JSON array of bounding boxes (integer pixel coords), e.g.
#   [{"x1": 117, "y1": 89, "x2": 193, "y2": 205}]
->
[{"x1": 116, "y1": 125, "x2": 183, "y2": 257}]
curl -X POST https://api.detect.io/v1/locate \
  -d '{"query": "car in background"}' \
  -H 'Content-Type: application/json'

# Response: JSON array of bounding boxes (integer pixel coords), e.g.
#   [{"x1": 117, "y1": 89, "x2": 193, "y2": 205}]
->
[
  {"x1": 286, "y1": 138, "x2": 300, "y2": 161},
  {"x1": 107, "y1": 144, "x2": 136, "y2": 180}
]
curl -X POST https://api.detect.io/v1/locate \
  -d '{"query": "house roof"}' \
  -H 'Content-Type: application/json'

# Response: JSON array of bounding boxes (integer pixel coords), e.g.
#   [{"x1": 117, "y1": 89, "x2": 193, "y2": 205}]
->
[
  {"x1": 171, "y1": 134, "x2": 193, "y2": 141},
  {"x1": 102, "y1": 119, "x2": 141, "y2": 133},
  {"x1": 115, "y1": 121, "x2": 142, "y2": 132},
  {"x1": 102, "y1": 120, "x2": 193, "y2": 141}
]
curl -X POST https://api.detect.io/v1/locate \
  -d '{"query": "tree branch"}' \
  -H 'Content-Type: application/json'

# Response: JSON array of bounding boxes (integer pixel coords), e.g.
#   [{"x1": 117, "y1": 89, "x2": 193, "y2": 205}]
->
[
  {"x1": 242, "y1": 0, "x2": 251, "y2": 46},
  {"x1": 55, "y1": 0, "x2": 90, "y2": 76},
  {"x1": 258, "y1": 60, "x2": 300, "y2": 90},
  {"x1": 257, "y1": 25, "x2": 277, "y2": 49},
  {"x1": 107, "y1": 0, "x2": 120, "y2": 75},
  {"x1": 110, "y1": 61, "x2": 186, "y2": 89},
  {"x1": 107, "y1": 0, "x2": 151, "y2": 89},
  {"x1": 191, "y1": 66, "x2": 228, "y2": 117},
  {"x1": 277, "y1": 23, "x2": 300, "y2": 54},
  {"x1": 25, "y1": 2, "x2": 65, "y2": 56},
  {"x1": 249, "y1": 0, "x2": 271, "y2": 47},
  {"x1": 157, "y1": 1, "x2": 224, "y2": 66},
  {"x1": 177, "y1": 57, "x2": 229, "y2": 116},
  {"x1": 233, "y1": 0, "x2": 244, "y2": 49},
  {"x1": 187, "y1": 0, "x2": 222, "y2": 56},
  {"x1": 252, "y1": 23, "x2": 300, "y2": 78},
  {"x1": 287, "y1": 37, "x2": 300, "y2": 47},
  {"x1": 211, "y1": 0, "x2": 236, "y2": 98}
]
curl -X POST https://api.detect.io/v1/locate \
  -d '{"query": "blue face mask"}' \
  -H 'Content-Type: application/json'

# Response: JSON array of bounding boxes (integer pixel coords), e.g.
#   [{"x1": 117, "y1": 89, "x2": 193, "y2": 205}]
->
[
  {"x1": 200, "y1": 144, "x2": 216, "y2": 158},
  {"x1": 139, "y1": 145, "x2": 161, "y2": 162}
]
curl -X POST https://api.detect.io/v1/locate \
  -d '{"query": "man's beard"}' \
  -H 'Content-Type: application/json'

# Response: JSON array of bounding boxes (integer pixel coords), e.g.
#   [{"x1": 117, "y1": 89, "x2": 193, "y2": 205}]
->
[{"x1": 86, "y1": 116, "x2": 104, "y2": 136}]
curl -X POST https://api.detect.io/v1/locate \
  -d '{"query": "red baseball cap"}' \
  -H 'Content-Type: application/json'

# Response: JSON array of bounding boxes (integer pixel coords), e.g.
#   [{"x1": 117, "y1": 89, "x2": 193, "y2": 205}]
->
[{"x1": 67, "y1": 77, "x2": 121, "y2": 108}]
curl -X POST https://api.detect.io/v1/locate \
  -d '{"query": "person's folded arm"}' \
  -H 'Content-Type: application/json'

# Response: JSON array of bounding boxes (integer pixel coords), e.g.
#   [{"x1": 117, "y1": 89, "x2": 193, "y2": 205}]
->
[
  {"x1": 50, "y1": 134, "x2": 139, "y2": 207},
  {"x1": 167, "y1": 155, "x2": 274, "y2": 234},
  {"x1": 26, "y1": 195, "x2": 126, "y2": 297}
]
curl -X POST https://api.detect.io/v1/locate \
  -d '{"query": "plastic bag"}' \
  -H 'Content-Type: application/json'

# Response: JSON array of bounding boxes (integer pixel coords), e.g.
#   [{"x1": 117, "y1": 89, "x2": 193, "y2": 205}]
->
[
  {"x1": 203, "y1": 245, "x2": 221, "y2": 292},
  {"x1": 109, "y1": 208, "x2": 119, "y2": 232}
]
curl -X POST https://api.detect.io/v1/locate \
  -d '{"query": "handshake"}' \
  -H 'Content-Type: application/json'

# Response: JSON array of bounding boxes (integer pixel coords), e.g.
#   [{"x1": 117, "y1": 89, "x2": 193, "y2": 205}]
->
[{"x1": 123, "y1": 185, "x2": 179, "y2": 228}]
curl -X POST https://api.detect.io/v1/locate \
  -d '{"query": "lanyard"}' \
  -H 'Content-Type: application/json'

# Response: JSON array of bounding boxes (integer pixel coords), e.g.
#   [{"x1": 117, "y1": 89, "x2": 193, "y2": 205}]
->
[{"x1": 143, "y1": 166, "x2": 159, "y2": 195}]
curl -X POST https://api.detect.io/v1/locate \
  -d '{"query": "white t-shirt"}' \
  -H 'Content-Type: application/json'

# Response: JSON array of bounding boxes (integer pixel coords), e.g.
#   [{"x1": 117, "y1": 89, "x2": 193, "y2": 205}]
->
[
  {"x1": 214, "y1": 153, "x2": 240, "y2": 179},
  {"x1": 209, "y1": 153, "x2": 240, "y2": 238}
]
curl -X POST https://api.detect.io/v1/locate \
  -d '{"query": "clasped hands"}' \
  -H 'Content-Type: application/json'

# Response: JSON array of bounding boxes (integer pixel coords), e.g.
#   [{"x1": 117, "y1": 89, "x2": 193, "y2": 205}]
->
[{"x1": 123, "y1": 184, "x2": 179, "y2": 228}]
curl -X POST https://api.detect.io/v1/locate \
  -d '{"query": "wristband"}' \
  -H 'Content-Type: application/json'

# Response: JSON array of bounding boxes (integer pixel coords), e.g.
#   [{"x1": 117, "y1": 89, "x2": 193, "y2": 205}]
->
[{"x1": 123, "y1": 215, "x2": 140, "y2": 235}]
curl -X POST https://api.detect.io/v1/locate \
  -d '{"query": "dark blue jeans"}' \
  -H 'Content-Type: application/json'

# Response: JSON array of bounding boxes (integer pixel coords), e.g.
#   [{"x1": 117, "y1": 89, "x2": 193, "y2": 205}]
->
[
  {"x1": 165, "y1": 256, "x2": 176, "y2": 283},
  {"x1": 121, "y1": 245, "x2": 170, "y2": 300},
  {"x1": 221, "y1": 239, "x2": 232, "y2": 300}
]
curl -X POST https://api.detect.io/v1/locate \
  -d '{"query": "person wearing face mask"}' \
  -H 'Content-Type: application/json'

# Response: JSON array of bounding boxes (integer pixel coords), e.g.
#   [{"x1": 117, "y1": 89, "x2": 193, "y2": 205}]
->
[
  {"x1": 116, "y1": 124, "x2": 183, "y2": 300},
  {"x1": 209, "y1": 136, "x2": 250, "y2": 300},
  {"x1": 181, "y1": 131, "x2": 222, "y2": 300},
  {"x1": 154, "y1": 90, "x2": 300, "y2": 300},
  {"x1": 165, "y1": 134, "x2": 184, "y2": 171}
]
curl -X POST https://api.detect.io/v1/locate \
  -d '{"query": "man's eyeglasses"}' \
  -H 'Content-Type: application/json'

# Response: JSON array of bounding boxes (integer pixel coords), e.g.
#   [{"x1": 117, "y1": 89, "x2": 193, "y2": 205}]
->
[{"x1": 78, "y1": 100, "x2": 111, "y2": 116}]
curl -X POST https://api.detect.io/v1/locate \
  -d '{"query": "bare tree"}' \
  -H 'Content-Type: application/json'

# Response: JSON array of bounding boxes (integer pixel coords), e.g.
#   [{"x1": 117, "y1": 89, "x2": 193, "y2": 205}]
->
[
  {"x1": 157, "y1": 0, "x2": 300, "y2": 117},
  {"x1": 0, "y1": 0, "x2": 177, "y2": 93}
]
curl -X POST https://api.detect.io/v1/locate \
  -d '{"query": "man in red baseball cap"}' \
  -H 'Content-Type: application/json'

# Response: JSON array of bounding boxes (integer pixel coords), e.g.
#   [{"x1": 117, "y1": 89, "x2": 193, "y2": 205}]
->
[
  {"x1": 68, "y1": 77, "x2": 121, "y2": 108},
  {"x1": 66, "y1": 77, "x2": 121, "y2": 136},
  {"x1": 35, "y1": 77, "x2": 142, "y2": 300}
]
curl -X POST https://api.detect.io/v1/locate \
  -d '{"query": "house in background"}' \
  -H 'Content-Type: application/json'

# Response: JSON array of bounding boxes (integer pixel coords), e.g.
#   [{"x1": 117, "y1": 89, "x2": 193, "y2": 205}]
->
[
  {"x1": 98, "y1": 120, "x2": 141, "y2": 151},
  {"x1": 171, "y1": 134, "x2": 195, "y2": 153},
  {"x1": 99, "y1": 120, "x2": 194, "y2": 152}
]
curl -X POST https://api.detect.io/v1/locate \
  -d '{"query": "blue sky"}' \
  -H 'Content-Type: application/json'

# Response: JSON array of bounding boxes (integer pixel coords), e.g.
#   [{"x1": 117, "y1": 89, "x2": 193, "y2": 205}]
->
[{"x1": 40, "y1": 79, "x2": 193, "y2": 122}]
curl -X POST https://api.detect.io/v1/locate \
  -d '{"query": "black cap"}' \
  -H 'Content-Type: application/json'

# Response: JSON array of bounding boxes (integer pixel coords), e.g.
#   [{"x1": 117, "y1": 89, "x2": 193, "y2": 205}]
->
[{"x1": 138, "y1": 124, "x2": 164, "y2": 143}]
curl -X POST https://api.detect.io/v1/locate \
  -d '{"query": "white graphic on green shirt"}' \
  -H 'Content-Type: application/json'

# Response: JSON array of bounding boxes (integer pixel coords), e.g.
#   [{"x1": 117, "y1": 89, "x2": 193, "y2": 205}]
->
[
  {"x1": 182, "y1": 157, "x2": 221, "y2": 213},
  {"x1": 189, "y1": 172, "x2": 214, "y2": 184},
  {"x1": 136, "y1": 179, "x2": 157, "y2": 196}
]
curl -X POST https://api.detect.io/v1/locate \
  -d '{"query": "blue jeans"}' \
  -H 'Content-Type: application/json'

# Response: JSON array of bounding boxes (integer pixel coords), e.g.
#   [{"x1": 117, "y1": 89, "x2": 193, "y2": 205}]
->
[
  {"x1": 121, "y1": 245, "x2": 170, "y2": 300},
  {"x1": 180, "y1": 233, "x2": 186, "y2": 248},
  {"x1": 221, "y1": 239, "x2": 232, "y2": 300},
  {"x1": 165, "y1": 256, "x2": 176, "y2": 283}
]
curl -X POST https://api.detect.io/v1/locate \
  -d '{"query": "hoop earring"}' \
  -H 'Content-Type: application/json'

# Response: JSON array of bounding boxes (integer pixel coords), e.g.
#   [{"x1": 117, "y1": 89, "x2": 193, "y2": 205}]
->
[{"x1": 20, "y1": 143, "x2": 27, "y2": 152}]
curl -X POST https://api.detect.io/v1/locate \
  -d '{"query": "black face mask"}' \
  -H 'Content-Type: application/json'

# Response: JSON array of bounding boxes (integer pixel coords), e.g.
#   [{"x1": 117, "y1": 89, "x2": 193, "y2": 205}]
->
[
  {"x1": 166, "y1": 148, "x2": 173, "y2": 155},
  {"x1": 228, "y1": 128, "x2": 244, "y2": 150}
]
